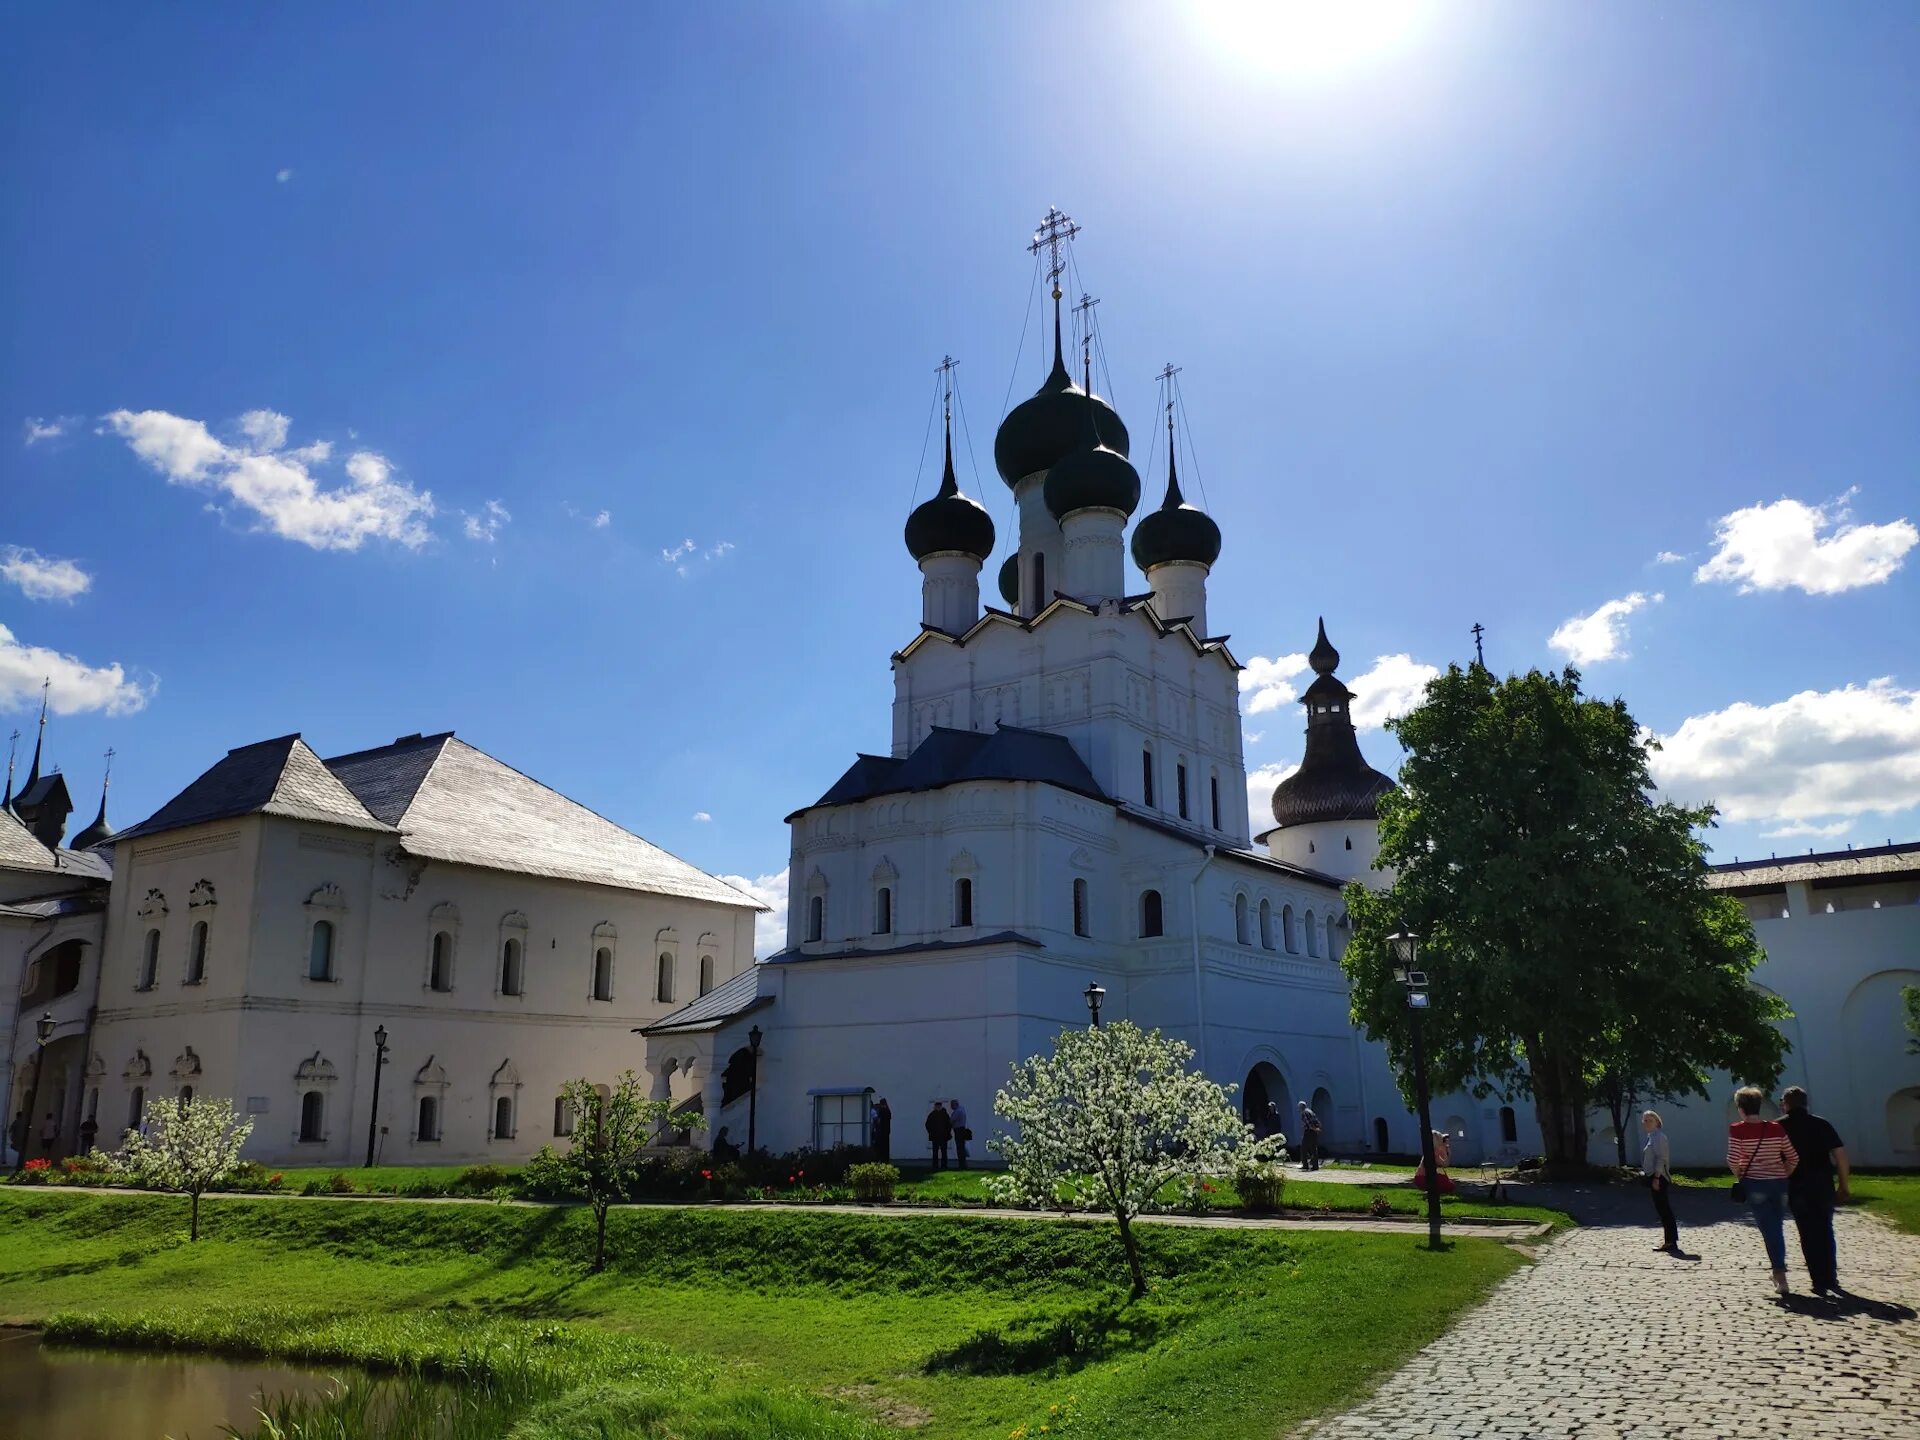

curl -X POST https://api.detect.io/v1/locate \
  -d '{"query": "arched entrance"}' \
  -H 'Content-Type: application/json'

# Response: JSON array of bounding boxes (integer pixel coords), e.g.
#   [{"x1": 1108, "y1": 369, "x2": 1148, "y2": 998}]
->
[
  {"x1": 1243, "y1": 1062, "x2": 1292, "y2": 1140},
  {"x1": 1888, "y1": 1088, "x2": 1920, "y2": 1159}
]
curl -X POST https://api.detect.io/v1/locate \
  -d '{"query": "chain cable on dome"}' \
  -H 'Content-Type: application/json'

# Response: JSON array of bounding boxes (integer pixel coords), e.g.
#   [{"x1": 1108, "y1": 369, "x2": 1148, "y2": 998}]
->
[
  {"x1": 1171, "y1": 369, "x2": 1213, "y2": 513},
  {"x1": 1000, "y1": 250, "x2": 1042, "y2": 420},
  {"x1": 904, "y1": 360, "x2": 945, "y2": 515}
]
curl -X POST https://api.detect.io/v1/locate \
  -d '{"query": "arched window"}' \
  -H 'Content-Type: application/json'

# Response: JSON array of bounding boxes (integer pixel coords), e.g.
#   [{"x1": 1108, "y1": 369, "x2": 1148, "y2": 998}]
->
[
  {"x1": 416, "y1": 1095, "x2": 440, "y2": 1142},
  {"x1": 1234, "y1": 893, "x2": 1250, "y2": 946},
  {"x1": 429, "y1": 931, "x2": 453, "y2": 992},
  {"x1": 128, "y1": 1086, "x2": 145, "y2": 1132},
  {"x1": 1499, "y1": 1106, "x2": 1518, "y2": 1144},
  {"x1": 654, "y1": 951, "x2": 673, "y2": 1004},
  {"x1": 1304, "y1": 909, "x2": 1320, "y2": 958},
  {"x1": 139, "y1": 929, "x2": 160, "y2": 990},
  {"x1": 186, "y1": 922, "x2": 209, "y2": 984},
  {"x1": 300, "y1": 1090, "x2": 325, "y2": 1142},
  {"x1": 699, "y1": 954, "x2": 715, "y2": 996},
  {"x1": 308, "y1": 921, "x2": 335, "y2": 982},
  {"x1": 500, "y1": 937, "x2": 524, "y2": 996},
  {"x1": 1176, "y1": 762, "x2": 1190, "y2": 820},
  {"x1": 1282, "y1": 905, "x2": 1297, "y2": 954},
  {"x1": 1210, "y1": 774, "x2": 1221, "y2": 830},
  {"x1": 593, "y1": 947, "x2": 614, "y2": 1002},
  {"x1": 1374, "y1": 1117, "x2": 1389, "y2": 1153},
  {"x1": 1072, "y1": 877, "x2": 1089, "y2": 938},
  {"x1": 493, "y1": 1095, "x2": 514, "y2": 1141},
  {"x1": 1031, "y1": 552, "x2": 1046, "y2": 611},
  {"x1": 874, "y1": 886, "x2": 893, "y2": 935},
  {"x1": 1141, "y1": 748, "x2": 1155, "y2": 807},
  {"x1": 953, "y1": 877, "x2": 973, "y2": 927},
  {"x1": 553, "y1": 1095, "x2": 575, "y2": 1136},
  {"x1": 807, "y1": 894, "x2": 824, "y2": 943},
  {"x1": 1258, "y1": 899, "x2": 1273, "y2": 950},
  {"x1": 1140, "y1": 889, "x2": 1164, "y2": 939}
]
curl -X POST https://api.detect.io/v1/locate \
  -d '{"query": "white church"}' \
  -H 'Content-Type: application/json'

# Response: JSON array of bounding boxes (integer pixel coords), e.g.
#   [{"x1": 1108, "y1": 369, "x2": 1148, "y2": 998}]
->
[{"x1": 5, "y1": 218, "x2": 1916, "y2": 1173}]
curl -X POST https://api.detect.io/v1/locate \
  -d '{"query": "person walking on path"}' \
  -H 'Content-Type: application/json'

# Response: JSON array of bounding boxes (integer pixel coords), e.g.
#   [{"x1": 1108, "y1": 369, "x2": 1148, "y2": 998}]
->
[
  {"x1": 949, "y1": 1099, "x2": 970, "y2": 1169},
  {"x1": 1296, "y1": 1101, "x2": 1323, "y2": 1171},
  {"x1": 1727, "y1": 1086, "x2": 1800, "y2": 1296},
  {"x1": 925, "y1": 1100, "x2": 952, "y2": 1170},
  {"x1": 1640, "y1": 1110, "x2": 1679, "y2": 1252},
  {"x1": 870, "y1": 1097, "x2": 892, "y2": 1163},
  {"x1": 1778, "y1": 1085, "x2": 1851, "y2": 1296}
]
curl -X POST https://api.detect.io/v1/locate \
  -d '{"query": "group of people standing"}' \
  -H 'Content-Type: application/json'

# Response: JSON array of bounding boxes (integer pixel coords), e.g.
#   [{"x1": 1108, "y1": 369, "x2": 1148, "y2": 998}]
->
[
  {"x1": 921, "y1": 1098, "x2": 970, "y2": 1168},
  {"x1": 1641, "y1": 1086, "x2": 1852, "y2": 1298}
]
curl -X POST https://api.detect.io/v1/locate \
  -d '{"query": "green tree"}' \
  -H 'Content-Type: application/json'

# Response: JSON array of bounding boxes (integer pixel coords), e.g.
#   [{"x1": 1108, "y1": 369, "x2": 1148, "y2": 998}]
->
[
  {"x1": 990, "y1": 1021, "x2": 1278, "y2": 1297},
  {"x1": 1342, "y1": 664, "x2": 1789, "y2": 1173},
  {"x1": 121, "y1": 1094, "x2": 254, "y2": 1241},
  {"x1": 554, "y1": 1072, "x2": 695, "y2": 1272}
]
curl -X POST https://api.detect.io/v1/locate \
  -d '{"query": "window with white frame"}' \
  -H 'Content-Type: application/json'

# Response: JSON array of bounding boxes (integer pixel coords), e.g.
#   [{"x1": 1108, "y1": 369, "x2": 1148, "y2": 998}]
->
[
  {"x1": 428, "y1": 931, "x2": 454, "y2": 992},
  {"x1": 308, "y1": 921, "x2": 335, "y2": 981},
  {"x1": 807, "y1": 893, "x2": 824, "y2": 942},
  {"x1": 699, "y1": 954, "x2": 715, "y2": 996},
  {"x1": 500, "y1": 936, "x2": 524, "y2": 996},
  {"x1": 417, "y1": 1094, "x2": 441, "y2": 1142},
  {"x1": 655, "y1": 951, "x2": 674, "y2": 1004},
  {"x1": 953, "y1": 876, "x2": 974, "y2": 927},
  {"x1": 811, "y1": 1092, "x2": 870, "y2": 1150},
  {"x1": 593, "y1": 947, "x2": 615, "y2": 1001},
  {"x1": 139, "y1": 929, "x2": 160, "y2": 990},
  {"x1": 1140, "y1": 889, "x2": 1164, "y2": 938},
  {"x1": 186, "y1": 921, "x2": 209, "y2": 984},
  {"x1": 874, "y1": 886, "x2": 892, "y2": 935}
]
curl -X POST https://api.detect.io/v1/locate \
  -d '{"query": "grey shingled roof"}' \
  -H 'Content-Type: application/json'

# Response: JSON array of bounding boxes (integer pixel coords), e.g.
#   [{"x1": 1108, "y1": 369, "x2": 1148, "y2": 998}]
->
[
  {"x1": 0, "y1": 808, "x2": 113, "y2": 880},
  {"x1": 326, "y1": 734, "x2": 762, "y2": 909},
  {"x1": 793, "y1": 724, "x2": 1107, "y2": 819},
  {"x1": 117, "y1": 735, "x2": 392, "y2": 844},
  {"x1": 640, "y1": 965, "x2": 774, "y2": 1035}
]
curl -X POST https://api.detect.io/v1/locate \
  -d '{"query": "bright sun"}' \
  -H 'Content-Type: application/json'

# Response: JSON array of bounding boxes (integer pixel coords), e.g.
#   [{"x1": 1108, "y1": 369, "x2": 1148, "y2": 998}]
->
[{"x1": 1191, "y1": 0, "x2": 1438, "y2": 82}]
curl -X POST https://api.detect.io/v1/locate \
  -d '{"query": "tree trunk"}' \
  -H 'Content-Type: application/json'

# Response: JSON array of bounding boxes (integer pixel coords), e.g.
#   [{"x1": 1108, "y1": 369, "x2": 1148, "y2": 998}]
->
[
  {"x1": 1116, "y1": 1211, "x2": 1146, "y2": 1298},
  {"x1": 1527, "y1": 1045, "x2": 1589, "y2": 1175},
  {"x1": 593, "y1": 1200, "x2": 609, "y2": 1273},
  {"x1": 190, "y1": 1189, "x2": 200, "y2": 1242}
]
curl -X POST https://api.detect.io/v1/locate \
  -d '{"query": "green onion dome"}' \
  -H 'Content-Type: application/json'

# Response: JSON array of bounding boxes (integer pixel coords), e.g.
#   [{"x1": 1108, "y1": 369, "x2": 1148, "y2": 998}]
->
[
  {"x1": 997, "y1": 554, "x2": 1019, "y2": 608},
  {"x1": 905, "y1": 426, "x2": 995, "y2": 562},
  {"x1": 1130, "y1": 445, "x2": 1220, "y2": 570},
  {"x1": 1043, "y1": 387, "x2": 1141, "y2": 521},
  {"x1": 994, "y1": 329, "x2": 1129, "y2": 487}
]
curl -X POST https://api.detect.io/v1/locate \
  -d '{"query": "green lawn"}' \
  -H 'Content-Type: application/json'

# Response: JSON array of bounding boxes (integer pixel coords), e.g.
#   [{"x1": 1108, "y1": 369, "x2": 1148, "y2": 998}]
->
[
  {"x1": 1672, "y1": 1168, "x2": 1920, "y2": 1237},
  {"x1": 270, "y1": 1163, "x2": 506, "y2": 1194},
  {"x1": 0, "y1": 1188, "x2": 1526, "y2": 1440}
]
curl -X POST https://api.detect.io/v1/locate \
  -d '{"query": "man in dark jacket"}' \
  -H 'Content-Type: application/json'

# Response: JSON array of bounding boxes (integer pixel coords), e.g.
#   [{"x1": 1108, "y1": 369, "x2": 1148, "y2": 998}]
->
[
  {"x1": 870, "y1": 1097, "x2": 892, "y2": 1162},
  {"x1": 925, "y1": 1101, "x2": 953, "y2": 1170},
  {"x1": 1779, "y1": 1086, "x2": 1851, "y2": 1296}
]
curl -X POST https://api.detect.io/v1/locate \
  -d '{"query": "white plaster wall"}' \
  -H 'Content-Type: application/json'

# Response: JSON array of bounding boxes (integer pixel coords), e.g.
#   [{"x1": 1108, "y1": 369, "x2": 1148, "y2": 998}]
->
[{"x1": 1266, "y1": 820, "x2": 1383, "y2": 886}]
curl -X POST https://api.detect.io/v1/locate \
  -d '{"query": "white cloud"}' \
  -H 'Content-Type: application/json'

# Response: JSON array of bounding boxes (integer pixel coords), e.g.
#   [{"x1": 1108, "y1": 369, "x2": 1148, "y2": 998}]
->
[
  {"x1": 0, "y1": 547, "x2": 92, "y2": 603},
  {"x1": 23, "y1": 416, "x2": 74, "y2": 446},
  {"x1": 661, "y1": 537, "x2": 735, "y2": 578},
  {"x1": 719, "y1": 868, "x2": 789, "y2": 957},
  {"x1": 1654, "y1": 550, "x2": 1686, "y2": 565},
  {"x1": 105, "y1": 408, "x2": 435, "y2": 552},
  {"x1": 0, "y1": 623, "x2": 153, "y2": 716},
  {"x1": 1239, "y1": 652, "x2": 1309, "y2": 715},
  {"x1": 592, "y1": 509, "x2": 611, "y2": 529},
  {"x1": 1246, "y1": 761, "x2": 1300, "y2": 837},
  {"x1": 1759, "y1": 819, "x2": 1851, "y2": 841},
  {"x1": 1649, "y1": 678, "x2": 1920, "y2": 826},
  {"x1": 463, "y1": 499, "x2": 511, "y2": 543},
  {"x1": 1548, "y1": 592, "x2": 1662, "y2": 666},
  {"x1": 276, "y1": 168, "x2": 293, "y2": 184},
  {"x1": 1694, "y1": 492, "x2": 1917, "y2": 595},
  {"x1": 1346, "y1": 654, "x2": 1441, "y2": 729},
  {"x1": 692, "y1": 811, "x2": 712, "y2": 823}
]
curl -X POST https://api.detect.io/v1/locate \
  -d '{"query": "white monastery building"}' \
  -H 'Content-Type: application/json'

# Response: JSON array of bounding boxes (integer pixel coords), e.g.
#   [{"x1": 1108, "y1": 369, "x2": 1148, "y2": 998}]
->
[{"x1": 5, "y1": 215, "x2": 1915, "y2": 1173}]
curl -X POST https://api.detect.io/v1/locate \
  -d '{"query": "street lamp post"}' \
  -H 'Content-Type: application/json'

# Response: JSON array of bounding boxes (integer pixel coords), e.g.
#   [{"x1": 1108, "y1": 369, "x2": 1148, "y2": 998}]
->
[
  {"x1": 14, "y1": 1011, "x2": 55, "y2": 1174},
  {"x1": 1387, "y1": 931, "x2": 1444, "y2": 1251},
  {"x1": 364, "y1": 1024, "x2": 389, "y2": 1169},
  {"x1": 747, "y1": 1024, "x2": 763, "y2": 1156},
  {"x1": 1083, "y1": 982, "x2": 1106, "y2": 1029}
]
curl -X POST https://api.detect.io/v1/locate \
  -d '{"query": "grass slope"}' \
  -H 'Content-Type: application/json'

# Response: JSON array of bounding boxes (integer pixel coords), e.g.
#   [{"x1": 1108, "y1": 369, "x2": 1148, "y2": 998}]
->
[{"x1": 0, "y1": 1189, "x2": 1522, "y2": 1440}]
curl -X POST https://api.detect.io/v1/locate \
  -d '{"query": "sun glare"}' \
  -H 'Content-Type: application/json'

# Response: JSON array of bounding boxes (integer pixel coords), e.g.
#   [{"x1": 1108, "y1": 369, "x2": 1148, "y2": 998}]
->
[{"x1": 1191, "y1": 0, "x2": 1438, "y2": 83}]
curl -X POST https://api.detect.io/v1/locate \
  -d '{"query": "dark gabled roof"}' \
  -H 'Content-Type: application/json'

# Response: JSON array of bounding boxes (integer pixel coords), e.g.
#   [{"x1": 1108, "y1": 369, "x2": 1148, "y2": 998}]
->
[
  {"x1": 792, "y1": 724, "x2": 1107, "y2": 820},
  {"x1": 765, "y1": 930, "x2": 1045, "y2": 965},
  {"x1": 639, "y1": 965, "x2": 775, "y2": 1035},
  {"x1": 116, "y1": 734, "x2": 392, "y2": 844},
  {"x1": 0, "y1": 802, "x2": 114, "y2": 881},
  {"x1": 12, "y1": 772, "x2": 70, "y2": 813},
  {"x1": 323, "y1": 732, "x2": 452, "y2": 824}
]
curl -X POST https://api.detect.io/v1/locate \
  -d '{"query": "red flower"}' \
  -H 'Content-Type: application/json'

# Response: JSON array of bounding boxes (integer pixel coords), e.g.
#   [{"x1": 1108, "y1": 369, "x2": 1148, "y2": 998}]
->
[
  {"x1": 23, "y1": 1158, "x2": 50, "y2": 1172},
  {"x1": 701, "y1": 1169, "x2": 713, "y2": 1180}
]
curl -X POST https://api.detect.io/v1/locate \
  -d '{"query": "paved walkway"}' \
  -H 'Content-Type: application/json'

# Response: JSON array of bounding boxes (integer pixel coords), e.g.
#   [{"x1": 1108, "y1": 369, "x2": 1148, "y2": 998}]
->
[{"x1": 1297, "y1": 1185, "x2": 1920, "y2": 1440}]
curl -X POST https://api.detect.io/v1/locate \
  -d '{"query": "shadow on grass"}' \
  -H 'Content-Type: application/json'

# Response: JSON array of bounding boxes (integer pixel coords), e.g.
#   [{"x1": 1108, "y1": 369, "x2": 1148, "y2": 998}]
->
[{"x1": 923, "y1": 1294, "x2": 1182, "y2": 1377}]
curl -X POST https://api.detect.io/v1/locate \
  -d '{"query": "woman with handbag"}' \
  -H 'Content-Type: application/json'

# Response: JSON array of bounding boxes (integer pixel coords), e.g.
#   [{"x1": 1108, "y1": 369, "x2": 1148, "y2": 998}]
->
[
  {"x1": 1641, "y1": 1110, "x2": 1679, "y2": 1253},
  {"x1": 1727, "y1": 1087, "x2": 1799, "y2": 1296}
]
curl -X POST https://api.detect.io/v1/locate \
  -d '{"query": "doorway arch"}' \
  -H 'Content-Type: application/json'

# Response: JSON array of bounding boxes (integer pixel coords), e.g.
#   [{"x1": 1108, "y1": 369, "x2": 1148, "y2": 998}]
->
[{"x1": 1243, "y1": 1061, "x2": 1293, "y2": 1140}]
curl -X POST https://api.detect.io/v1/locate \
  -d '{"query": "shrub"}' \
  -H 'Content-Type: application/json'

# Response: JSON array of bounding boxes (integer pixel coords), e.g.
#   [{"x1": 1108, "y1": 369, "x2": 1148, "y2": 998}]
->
[
  {"x1": 516, "y1": 1145, "x2": 579, "y2": 1201},
  {"x1": 300, "y1": 1179, "x2": 326, "y2": 1196},
  {"x1": 1235, "y1": 1164, "x2": 1285, "y2": 1212},
  {"x1": 327, "y1": 1171, "x2": 356, "y2": 1194},
  {"x1": 221, "y1": 1160, "x2": 283, "y2": 1193},
  {"x1": 847, "y1": 1163, "x2": 899, "y2": 1202},
  {"x1": 453, "y1": 1164, "x2": 513, "y2": 1194},
  {"x1": 1368, "y1": 1193, "x2": 1395, "y2": 1218},
  {"x1": 15, "y1": 1157, "x2": 55, "y2": 1185}
]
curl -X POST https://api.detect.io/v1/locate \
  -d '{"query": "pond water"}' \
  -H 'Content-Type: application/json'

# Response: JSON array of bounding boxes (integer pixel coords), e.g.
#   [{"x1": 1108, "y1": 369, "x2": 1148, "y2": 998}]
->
[{"x1": 0, "y1": 1327, "x2": 345, "y2": 1440}]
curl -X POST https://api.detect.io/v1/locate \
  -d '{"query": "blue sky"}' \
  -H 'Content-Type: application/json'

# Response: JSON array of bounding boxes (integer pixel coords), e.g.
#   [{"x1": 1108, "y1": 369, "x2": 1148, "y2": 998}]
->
[{"x1": 4, "y1": 3, "x2": 1917, "y2": 950}]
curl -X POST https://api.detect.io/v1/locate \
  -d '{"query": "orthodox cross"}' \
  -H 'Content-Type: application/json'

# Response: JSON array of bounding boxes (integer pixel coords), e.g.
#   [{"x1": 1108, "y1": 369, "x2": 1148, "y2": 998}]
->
[
  {"x1": 1471, "y1": 622, "x2": 1486, "y2": 667},
  {"x1": 1027, "y1": 206, "x2": 1080, "y2": 301},
  {"x1": 103, "y1": 746, "x2": 116, "y2": 786},
  {"x1": 1072, "y1": 291, "x2": 1100, "y2": 378},
  {"x1": 1156, "y1": 362, "x2": 1183, "y2": 450},
  {"x1": 935, "y1": 354, "x2": 957, "y2": 416}
]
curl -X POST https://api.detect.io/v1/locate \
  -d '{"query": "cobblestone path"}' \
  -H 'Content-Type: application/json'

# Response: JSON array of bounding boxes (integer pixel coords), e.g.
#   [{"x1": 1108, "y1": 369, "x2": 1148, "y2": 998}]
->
[{"x1": 1298, "y1": 1191, "x2": 1920, "y2": 1440}]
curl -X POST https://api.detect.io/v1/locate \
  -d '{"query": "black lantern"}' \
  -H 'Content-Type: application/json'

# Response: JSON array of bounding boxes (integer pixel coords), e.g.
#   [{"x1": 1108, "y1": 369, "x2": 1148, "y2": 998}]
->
[
  {"x1": 365, "y1": 1023, "x2": 392, "y2": 1169},
  {"x1": 1083, "y1": 982, "x2": 1106, "y2": 1028},
  {"x1": 1385, "y1": 928, "x2": 1443, "y2": 1250},
  {"x1": 746, "y1": 1024, "x2": 763, "y2": 1155},
  {"x1": 34, "y1": 1011, "x2": 55, "y2": 1045}
]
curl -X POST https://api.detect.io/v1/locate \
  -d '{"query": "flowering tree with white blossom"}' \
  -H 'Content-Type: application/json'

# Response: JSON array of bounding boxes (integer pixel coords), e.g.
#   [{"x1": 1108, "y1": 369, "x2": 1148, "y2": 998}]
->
[
  {"x1": 991, "y1": 1021, "x2": 1277, "y2": 1296},
  {"x1": 122, "y1": 1094, "x2": 254, "y2": 1241}
]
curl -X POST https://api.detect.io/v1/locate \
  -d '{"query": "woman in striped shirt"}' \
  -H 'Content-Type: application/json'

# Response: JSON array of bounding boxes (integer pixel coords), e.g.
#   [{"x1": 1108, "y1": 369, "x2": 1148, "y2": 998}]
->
[{"x1": 1727, "y1": 1086, "x2": 1800, "y2": 1296}]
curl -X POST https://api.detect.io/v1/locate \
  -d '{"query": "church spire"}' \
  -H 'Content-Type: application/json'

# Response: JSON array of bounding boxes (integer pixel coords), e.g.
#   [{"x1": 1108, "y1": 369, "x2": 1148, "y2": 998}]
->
[
  {"x1": 73, "y1": 748, "x2": 115, "y2": 850},
  {"x1": 22, "y1": 679, "x2": 48, "y2": 792},
  {"x1": 2, "y1": 727, "x2": 17, "y2": 811},
  {"x1": 1027, "y1": 206, "x2": 1079, "y2": 383}
]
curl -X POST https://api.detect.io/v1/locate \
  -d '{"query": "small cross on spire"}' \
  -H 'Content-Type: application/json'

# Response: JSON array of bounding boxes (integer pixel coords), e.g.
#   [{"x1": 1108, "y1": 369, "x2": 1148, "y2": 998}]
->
[
  {"x1": 1027, "y1": 206, "x2": 1080, "y2": 299},
  {"x1": 1471, "y1": 622, "x2": 1486, "y2": 668}
]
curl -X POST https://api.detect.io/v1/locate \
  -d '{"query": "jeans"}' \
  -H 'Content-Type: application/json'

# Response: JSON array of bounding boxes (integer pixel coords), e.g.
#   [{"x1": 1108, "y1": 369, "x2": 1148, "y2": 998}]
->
[
  {"x1": 1743, "y1": 1177, "x2": 1790, "y2": 1271},
  {"x1": 1789, "y1": 1184, "x2": 1838, "y2": 1291}
]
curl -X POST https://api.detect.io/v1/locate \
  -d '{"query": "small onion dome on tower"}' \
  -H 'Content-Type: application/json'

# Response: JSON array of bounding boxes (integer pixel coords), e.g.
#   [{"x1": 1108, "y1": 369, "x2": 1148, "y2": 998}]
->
[
  {"x1": 997, "y1": 553, "x2": 1019, "y2": 608},
  {"x1": 1268, "y1": 618, "x2": 1396, "y2": 828},
  {"x1": 1130, "y1": 430, "x2": 1220, "y2": 571},
  {"x1": 72, "y1": 793, "x2": 114, "y2": 849},
  {"x1": 1044, "y1": 356, "x2": 1141, "y2": 521},
  {"x1": 994, "y1": 298, "x2": 1129, "y2": 486},
  {"x1": 904, "y1": 418, "x2": 995, "y2": 563}
]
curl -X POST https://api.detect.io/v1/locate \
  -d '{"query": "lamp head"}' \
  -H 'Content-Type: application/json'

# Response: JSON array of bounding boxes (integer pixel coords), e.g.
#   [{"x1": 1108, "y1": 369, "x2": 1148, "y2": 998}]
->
[
  {"x1": 1083, "y1": 981, "x2": 1106, "y2": 1014},
  {"x1": 1385, "y1": 930, "x2": 1419, "y2": 969},
  {"x1": 749, "y1": 1023, "x2": 763, "y2": 1053},
  {"x1": 374, "y1": 1023, "x2": 387, "y2": 1051},
  {"x1": 35, "y1": 1011, "x2": 55, "y2": 1045}
]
